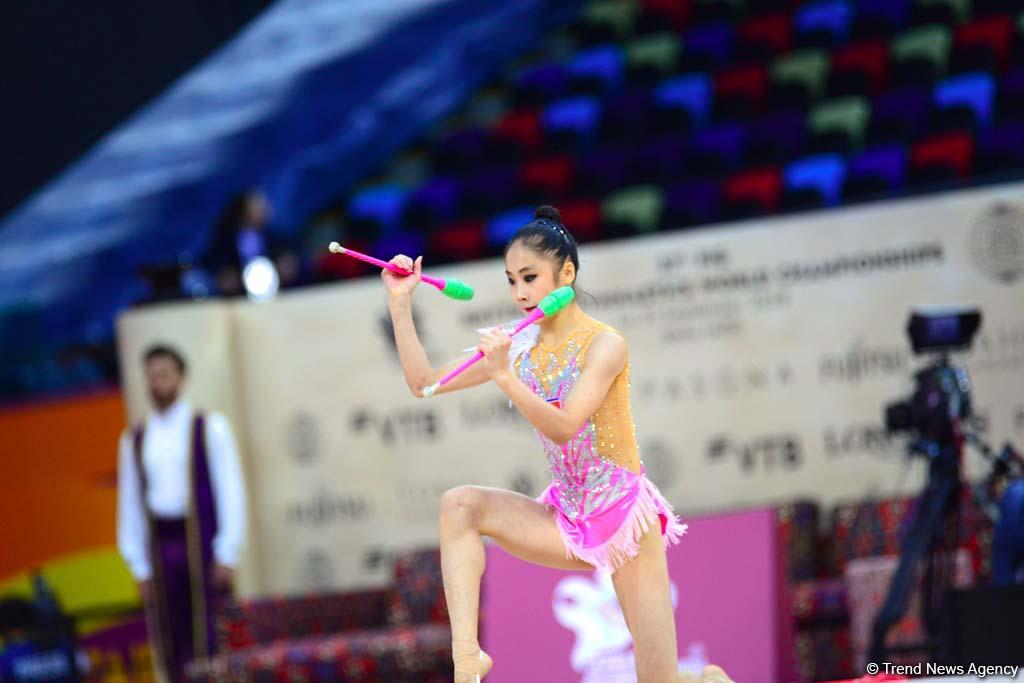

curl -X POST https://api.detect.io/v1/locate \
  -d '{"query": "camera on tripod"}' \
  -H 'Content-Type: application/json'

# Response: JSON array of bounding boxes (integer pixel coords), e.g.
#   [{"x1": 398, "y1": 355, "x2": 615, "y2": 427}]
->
[
  {"x1": 884, "y1": 308, "x2": 981, "y2": 446},
  {"x1": 871, "y1": 307, "x2": 1024, "y2": 664}
]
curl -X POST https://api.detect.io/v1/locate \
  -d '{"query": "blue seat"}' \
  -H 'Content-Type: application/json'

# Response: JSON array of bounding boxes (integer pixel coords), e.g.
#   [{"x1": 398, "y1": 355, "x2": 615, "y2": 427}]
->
[
  {"x1": 654, "y1": 74, "x2": 713, "y2": 127},
  {"x1": 934, "y1": 72, "x2": 996, "y2": 127},
  {"x1": 795, "y1": 0, "x2": 853, "y2": 42},
  {"x1": 486, "y1": 206, "x2": 535, "y2": 246},
  {"x1": 544, "y1": 96, "x2": 603, "y2": 137},
  {"x1": 567, "y1": 45, "x2": 625, "y2": 89},
  {"x1": 784, "y1": 154, "x2": 848, "y2": 206},
  {"x1": 348, "y1": 185, "x2": 409, "y2": 229}
]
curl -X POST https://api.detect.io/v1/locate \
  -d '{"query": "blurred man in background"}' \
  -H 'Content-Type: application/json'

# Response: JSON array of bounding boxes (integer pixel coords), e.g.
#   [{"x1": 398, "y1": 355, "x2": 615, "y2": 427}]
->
[
  {"x1": 204, "y1": 189, "x2": 303, "y2": 298},
  {"x1": 116, "y1": 345, "x2": 246, "y2": 683}
]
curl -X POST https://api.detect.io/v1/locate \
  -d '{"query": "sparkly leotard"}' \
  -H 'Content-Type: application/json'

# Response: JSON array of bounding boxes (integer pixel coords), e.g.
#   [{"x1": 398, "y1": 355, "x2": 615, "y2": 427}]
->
[{"x1": 514, "y1": 315, "x2": 687, "y2": 572}]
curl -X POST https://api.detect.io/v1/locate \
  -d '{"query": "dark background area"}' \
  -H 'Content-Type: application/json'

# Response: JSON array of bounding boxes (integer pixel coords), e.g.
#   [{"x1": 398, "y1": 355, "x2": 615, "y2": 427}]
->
[{"x1": 0, "y1": 1, "x2": 274, "y2": 219}]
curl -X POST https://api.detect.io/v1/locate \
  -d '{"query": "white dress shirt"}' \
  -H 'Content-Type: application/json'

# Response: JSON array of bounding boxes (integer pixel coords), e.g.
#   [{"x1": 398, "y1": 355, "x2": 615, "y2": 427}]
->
[{"x1": 117, "y1": 399, "x2": 247, "y2": 580}]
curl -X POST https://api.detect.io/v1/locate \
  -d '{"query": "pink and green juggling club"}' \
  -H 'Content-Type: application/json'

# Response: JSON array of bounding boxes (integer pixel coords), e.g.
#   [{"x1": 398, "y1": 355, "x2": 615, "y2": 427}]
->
[
  {"x1": 328, "y1": 242, "x2": 474, "y2": 301},
  {"x1": 421, "y1": 286, "x2": 575, "y2": 398}
]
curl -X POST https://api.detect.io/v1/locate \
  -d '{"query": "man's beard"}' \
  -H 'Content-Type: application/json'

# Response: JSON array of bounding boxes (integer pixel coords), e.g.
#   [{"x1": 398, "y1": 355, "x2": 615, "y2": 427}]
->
[{"x1": 150, "y1": 390, "x2": 178, "y2": 411}]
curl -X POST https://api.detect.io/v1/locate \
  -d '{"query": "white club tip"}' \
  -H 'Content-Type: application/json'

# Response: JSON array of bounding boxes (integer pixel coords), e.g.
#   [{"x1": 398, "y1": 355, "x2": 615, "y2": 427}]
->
[
  {"x1": 328, "y1": 241, "x2": 344, "y2": 254},
  {"x1": 422, "y1": 383, "x2": 438, "y2": 398}
]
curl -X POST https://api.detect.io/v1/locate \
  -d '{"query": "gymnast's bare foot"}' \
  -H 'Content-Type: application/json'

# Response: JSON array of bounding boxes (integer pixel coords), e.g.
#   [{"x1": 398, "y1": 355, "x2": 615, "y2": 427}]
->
[{"x1": 452, "y1": 639, "x2": 493, "y2": 683}]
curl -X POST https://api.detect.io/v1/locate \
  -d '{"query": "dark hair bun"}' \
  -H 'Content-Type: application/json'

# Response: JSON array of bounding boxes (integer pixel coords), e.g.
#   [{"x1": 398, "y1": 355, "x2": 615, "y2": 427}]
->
[{"x1": 534, "y1": 205, "x2": 562, "y2": 224}]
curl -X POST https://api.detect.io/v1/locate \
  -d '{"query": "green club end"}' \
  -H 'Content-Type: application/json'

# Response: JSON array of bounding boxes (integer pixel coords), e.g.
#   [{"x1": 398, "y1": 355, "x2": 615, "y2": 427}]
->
[
  {"x1": 538, "y1": 286, "x2": 575, "y2": 317},
  {"x1": 441, "y1": 278, "x2": 474, "y2": 301}
]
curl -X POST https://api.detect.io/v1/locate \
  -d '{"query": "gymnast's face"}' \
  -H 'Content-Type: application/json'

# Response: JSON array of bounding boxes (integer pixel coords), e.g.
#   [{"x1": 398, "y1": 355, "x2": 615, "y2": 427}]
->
[{"x1": 504, "y1": 242, "x2": 575, "y2": 316}]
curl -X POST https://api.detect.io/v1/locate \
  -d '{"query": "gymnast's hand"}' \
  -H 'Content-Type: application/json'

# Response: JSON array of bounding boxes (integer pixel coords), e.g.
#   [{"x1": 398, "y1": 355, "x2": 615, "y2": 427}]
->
[
  {"x1": 381, "y1": 254, "x2": 421, "y2": 298},
  {"x1": 478, "y1": 327, "x2": 511, "y2": 381}
]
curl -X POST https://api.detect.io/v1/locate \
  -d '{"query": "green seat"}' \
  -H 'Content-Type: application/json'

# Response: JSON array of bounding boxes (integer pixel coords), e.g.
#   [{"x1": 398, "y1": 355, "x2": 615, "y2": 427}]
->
[
  {"x1": 891, "y1": 24, "x2": 953, "y2": 73},
  {"x1": 770, "y1": 49, "x2": 831, "y2": 99},
  {"x1": 625, "y1": 32, "x2": 681, "y2": 74},
  {"x1": 602, "y1": 185, "x2": 666, "y2": 233},
  {"x1": 914, "y1": 0, "x2": 971, "y2": 24},
  {"x1": 582, "y1": 0, "x2": 640, "y2": 39},
  {"x1": 808, "y1": 97, "x2": 871, "y2": 149}
]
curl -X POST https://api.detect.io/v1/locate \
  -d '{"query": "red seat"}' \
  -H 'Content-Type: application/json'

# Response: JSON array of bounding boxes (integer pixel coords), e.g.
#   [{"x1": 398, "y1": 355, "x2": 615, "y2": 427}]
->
[
  {"x1": 832, "y1": 41, "x2": 889, "y2": 93},
  {"x1": 912, "y1": 132, "x2": 974, "y2": 179},
  {"x1": 738, "y1": 13, "x2": 791, "y2": 56},
  {"x1": 956, "y1": 15, "x2": 1014, "y2": 71},
  {"x1": 557, "y1": 198, "x2": 603, "y2": 243},
  {"x1": 493, "y1": 109, "x2": 542, "y2": 150},
  {"x1": 724, "y1": 167, "x2": 782, "y2": 212},
  {"x1": 715, "y1": 64, "x2": 768, "y2": 108},
  {"x1": 429, "y1": 220, "x2": 485, "y2": 261},
  {"x1": 519, "y1": 156, "x2": 576, "y2": 198},
  {"x1": 642, "y1": 0, "x2": 691, "y2": 31},
  {"x1": 316, "y1": 238, "x2": 374, "y2": 280}
]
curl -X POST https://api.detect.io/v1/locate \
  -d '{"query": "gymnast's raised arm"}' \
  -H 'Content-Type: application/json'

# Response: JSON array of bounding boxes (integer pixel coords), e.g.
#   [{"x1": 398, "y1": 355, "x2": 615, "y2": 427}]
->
[{"x1": 383, "y1": 254, "x2": 489, "y2": 397}]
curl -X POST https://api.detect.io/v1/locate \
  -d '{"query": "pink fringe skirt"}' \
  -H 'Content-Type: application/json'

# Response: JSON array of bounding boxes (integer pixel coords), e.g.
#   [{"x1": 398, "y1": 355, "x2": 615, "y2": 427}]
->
[{"x1": 537, "y1": 472, "x2": 687, "y2": 573}]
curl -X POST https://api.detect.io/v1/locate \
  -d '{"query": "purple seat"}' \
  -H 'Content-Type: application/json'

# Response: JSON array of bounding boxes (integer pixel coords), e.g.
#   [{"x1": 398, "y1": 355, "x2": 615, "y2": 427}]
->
[
  {"x1": 997, "y1": 67, "x2": 1024, "y2": 121},
  {"x1": 746, "y1": 112, "x2": 806, "y2": 163},
  {"x1": 843, "y1": 144, "x2": 907, "y2": 199},
  {"x1": 869, "y1": 88, "x2": 931, "y2": 143},
  {"x1": 1001, "y1": 67, "x2": 1024, "y2": 99},
  {"x1": 576, "y1": 147, "x2": 630, "y2": 194},
  {"x1": 692, "y1": 123, "x2": 748, "y2": 168},
  {"x1": 373, "y1": 232, "x2": 425, "y2": 261},
  {"x1": 977, "y1": 120, "x2": 1024, "y2": 170},
  {"x1": 848, "y1": 145, "x2": 908, "y2": 189},
  {"x1": 855, "y1": 0, "x2": 910, "y2": 33},
  {"x1": 633, "y1": 135, "x2": 689, "y2": 181},
  {"x1": 462, "y1": 167, "x2": 519, "y2": 213},
  {"x1": 434, "y1": 129, "x2": 488, "y2": 171},
  {"x1": 664, "y1": 179, "x2": 722, "y2": 225},
  {"x1": 600, "y1": 89, "x2": 656, "y2": 141},
  {"x1": 874, "y1": 88, "x2": 931, "y2": 123},
  {"x1": 405, "y1": 177, "x2": 462, "y2": 224},
  {"x1": 517, "y1": 63, "x2": 569, "y2": 102},
  {"x1": 684, "y1": 23, "x2": 734, "y2": 66}
]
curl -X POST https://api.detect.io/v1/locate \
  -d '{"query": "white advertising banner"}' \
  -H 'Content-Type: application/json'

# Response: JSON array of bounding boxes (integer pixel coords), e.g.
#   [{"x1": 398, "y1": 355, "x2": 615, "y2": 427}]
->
[{"x1": 118, "y1": 183, "x2": 1024, "y2": 594}]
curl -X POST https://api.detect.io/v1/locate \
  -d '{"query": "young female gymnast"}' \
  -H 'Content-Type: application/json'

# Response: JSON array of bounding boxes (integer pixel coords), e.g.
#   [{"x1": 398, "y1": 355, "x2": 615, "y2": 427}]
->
[{"x1": 383, "y1": 206, "x2": 732, "y2": 683}]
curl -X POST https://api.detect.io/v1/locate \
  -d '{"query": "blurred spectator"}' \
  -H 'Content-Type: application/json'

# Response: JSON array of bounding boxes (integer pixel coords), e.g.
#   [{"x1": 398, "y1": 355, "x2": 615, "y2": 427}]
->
[{"x1": 204, "y1": 189, "x2": 303, "y2": 298}]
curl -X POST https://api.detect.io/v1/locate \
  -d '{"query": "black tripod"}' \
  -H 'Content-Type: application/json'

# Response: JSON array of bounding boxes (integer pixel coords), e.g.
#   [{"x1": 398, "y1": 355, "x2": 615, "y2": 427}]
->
[{"x1": 868, "y1": 436, "x2": 962, "y2": 664}]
